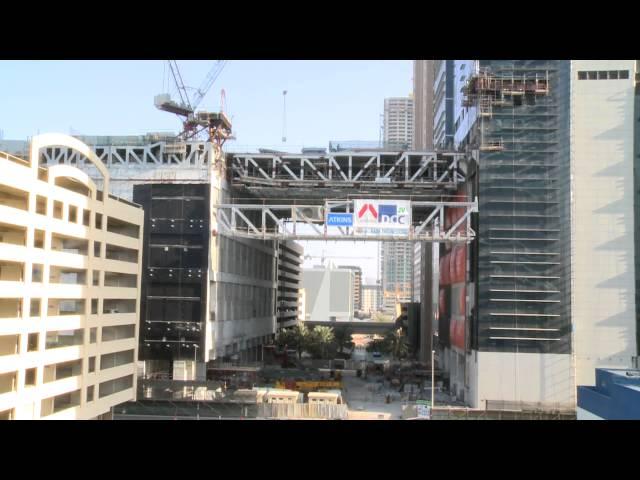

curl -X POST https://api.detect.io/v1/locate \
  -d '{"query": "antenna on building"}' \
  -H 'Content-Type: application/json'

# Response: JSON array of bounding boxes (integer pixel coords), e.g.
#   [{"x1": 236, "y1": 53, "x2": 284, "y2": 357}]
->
[{"x1": 282, "y1": 90, "x2": 287, "y2": 142}]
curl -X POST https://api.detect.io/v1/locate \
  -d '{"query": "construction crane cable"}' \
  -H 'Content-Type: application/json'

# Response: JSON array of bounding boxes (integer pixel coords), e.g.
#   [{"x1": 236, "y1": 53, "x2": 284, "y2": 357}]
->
[
  {"x1": 168, "y1": 61, "x2": 191, "y2": 111},
  {"x1": 192, "y1": 61, "x2": 228, "y2": 111}
]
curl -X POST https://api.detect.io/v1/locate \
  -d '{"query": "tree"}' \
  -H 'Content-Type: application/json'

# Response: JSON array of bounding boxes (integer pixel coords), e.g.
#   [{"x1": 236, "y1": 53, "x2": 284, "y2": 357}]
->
[
  {"x1": 275, "y1": 324, "x2": 310, "y2": 361},
  {"x1": 306, "y1": 326, "x2": 335, "y2": 359},
  {"x1": 333, "y1": 326, "x2": 354, "y2": 356},
  {"x1": 275, "y1": 328, "x2": 296, "y2": 350},
  {"x1": 292, "y1": 323, "x2": 310, "y2": 360},
  {"x1": 366, "y1": 338, "x2": 387, "y2": 354},
  {"x1": 384, "y1": 328, "x2": 409, "y2": 360}
]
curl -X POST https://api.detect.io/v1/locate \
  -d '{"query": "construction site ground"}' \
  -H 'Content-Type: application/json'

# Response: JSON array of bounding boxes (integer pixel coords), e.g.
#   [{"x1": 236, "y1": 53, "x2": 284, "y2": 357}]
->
[
  {"x1": 342, "y1": 374, "x2": 410, "y2": 420},
  {"x1": 342, "y1": 368, "x2": 464, "y2": 420}
]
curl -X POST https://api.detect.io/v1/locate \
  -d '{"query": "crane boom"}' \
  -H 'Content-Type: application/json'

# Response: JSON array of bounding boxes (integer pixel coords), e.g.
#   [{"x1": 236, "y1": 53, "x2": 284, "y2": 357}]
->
[
  {"x1": 168, "y1": 60, "x2": 193, "y2": 113},
  {"x1": 191, "y1": 60, "x2": 227, "y2": 111},
  {"x1": 155, "y1": 60, "x2": 232, "y2": 143}
]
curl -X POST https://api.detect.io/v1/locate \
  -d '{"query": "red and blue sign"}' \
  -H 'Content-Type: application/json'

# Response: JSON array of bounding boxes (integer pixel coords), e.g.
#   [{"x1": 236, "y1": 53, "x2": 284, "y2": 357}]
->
[{"x1": 353, "y1": 200, "x2": 411, "y2": 234}]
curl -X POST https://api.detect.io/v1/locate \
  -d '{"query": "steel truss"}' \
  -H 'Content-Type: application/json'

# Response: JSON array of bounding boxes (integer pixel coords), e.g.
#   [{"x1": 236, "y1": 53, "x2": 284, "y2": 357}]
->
[
  {"x1": 228, "y1": 151, "x2": 467, "y2": 189},
  {"x1": 212, "y1": 199, "x2": 478, "y2": 243},
  {"x1": 39, "y1": 140, "x2": 212, "y2": 168}
]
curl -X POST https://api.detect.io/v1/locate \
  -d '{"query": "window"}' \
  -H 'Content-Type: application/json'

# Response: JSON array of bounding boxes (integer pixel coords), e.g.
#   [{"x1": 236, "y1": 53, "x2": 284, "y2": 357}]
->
[
  {"x1": 587, "y1": 71, "x2": 597, "y2": 80},
  {"x1": 103, "y1": 299, "x2": 136, "y2": 315},
  {"x1": 95, "y1": 213, "x2": 103, "y2": 230},
  {"x1": 91, "y1": 299, "x2": 98, "y2": 315},
  {"x1": 51, "y1": 233, "x2": 88, "y2": 255},
  {"x1": 83, "y1": 209, "x2": 91, "y2": 227},
  {"x1": 69, "y1": 205, "x2": 78, "y2": 223},
  {"x1": 49, "y1": 266, "x2": 86, "y2": 285},
  {"x1": 30, "y1": 299, "x2": 40, "y2": 317},
  {"x1": 27, "y1": 333, "x2": 39, "y2": 352},
  {"x1": 598, "y1": 71, "x2": 608, "y2": 80},
  {"x1": 36, "y1": 195, "x2": 47, "y2": 215},
  {"x1": 88, "y1": 357, "x2": 96, "y2": 373},
  {"x1": 100, "y1": 349, "x2": 134, "y2": 370},
  {"x1": 53, "y1": 201, "x2": 63, "y2": 219},
  {"x1": 34, "y1": 230, "x2": 45, "y2": 249},
  {"x1": 25, "y1": 368, "x2": 36, "y2": 386},
  {"x1": 90, "y1": 328, "x2": 97, "y2": 344},
  {"x1": 32, "y1": 264, "x2": 43, "y2": 283},
  {"x1": 45, "y1": 329, "x2": 84, "y2": 349},
  {"x1": 105, "y1": 244, "x2": 138, "y2": 263},
  {"x1": 94, "y1": 241, "x2": 101, "y2": 258},
  {"x1": 101, "y1": 324, "x2": 135, "y2": 341},
  {"x1": 86, "y1": 385, "x2": 94, "y2": 402},
  {"x1": 99, "y1": 374, "x2": 133, "y2": 398},
  {"x1": 609, "y1": 71, "x2": 619, "y2": 80},
  {"x1": 106, "y1": 217, "x2": 140, "y2": 239},
  {"x1": 93, "y1": 271, "x2": 100, "y2": 286},
  {"x1": 619, "y1": 70, "x2": 629, "y2": 79},
  {"x1": 578, "y1": 71, "x2": 587, "y2": 80}
]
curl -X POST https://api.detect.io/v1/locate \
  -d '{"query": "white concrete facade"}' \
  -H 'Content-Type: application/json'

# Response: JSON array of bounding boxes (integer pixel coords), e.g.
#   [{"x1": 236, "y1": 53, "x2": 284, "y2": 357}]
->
[
  {"x1": 302, "y1": 265, "x2": 353, "y2": 322},
  {"x1": 467, "y1": 352, "x2": 574, "y2": 410},
  {"x1": 0, "y1": 134, "x2": 143, "y2": 420},
  {"x1": 570, "y1": 60, "x2": 638, "y2": 387}
]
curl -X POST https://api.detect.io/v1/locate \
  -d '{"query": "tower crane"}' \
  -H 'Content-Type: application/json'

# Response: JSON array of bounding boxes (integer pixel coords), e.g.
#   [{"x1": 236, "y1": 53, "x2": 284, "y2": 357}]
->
[{"x1": 154, "y1": 60, "x2": 232, "y2": 146}]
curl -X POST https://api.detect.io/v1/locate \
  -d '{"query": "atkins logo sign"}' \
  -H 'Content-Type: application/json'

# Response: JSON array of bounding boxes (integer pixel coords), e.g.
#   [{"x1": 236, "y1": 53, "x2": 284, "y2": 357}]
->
[{"x1": 353, "y1": 200, "x2": 411, "y2": 234}]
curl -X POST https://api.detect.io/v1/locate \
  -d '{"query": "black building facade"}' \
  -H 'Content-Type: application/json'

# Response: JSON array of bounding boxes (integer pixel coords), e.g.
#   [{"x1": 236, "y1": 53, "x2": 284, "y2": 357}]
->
[{"x1": 133, "y1": 184, "x2": 210, "y2": 362}]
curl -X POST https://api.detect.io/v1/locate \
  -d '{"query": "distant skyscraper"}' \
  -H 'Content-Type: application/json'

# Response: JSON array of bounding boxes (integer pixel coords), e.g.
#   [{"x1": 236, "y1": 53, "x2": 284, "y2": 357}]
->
[
  {"x1": 413, "y1": 60, "x2": 435, "y2": 150},
  {"x1": 379, "y1": 242, "x2": 413, "y2": 314},
  {"x1": 362, "y1": 284, "x2": 382, "y2": 315},
  {"x1": 381, "y1": 97, "x2": 414, "y2": 314},
  {"x1": 383, "y1": 97, "x2": 414, "y2": 149},
  {"x1": 432, "y1": 60, "x2": 455, "y2": 149},
  {"x1": 338, "y1": 265, "x2": 362, "y2": 312}
]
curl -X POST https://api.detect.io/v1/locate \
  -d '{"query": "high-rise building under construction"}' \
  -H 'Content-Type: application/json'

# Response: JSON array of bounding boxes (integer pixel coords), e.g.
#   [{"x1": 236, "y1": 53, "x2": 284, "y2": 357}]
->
[{"x1": 438, "y1": 60, "x2": 639, "y2": 410}]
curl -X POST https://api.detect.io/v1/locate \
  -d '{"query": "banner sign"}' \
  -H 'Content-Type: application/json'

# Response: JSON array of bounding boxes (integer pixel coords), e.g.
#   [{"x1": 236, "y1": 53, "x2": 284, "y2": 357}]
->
[
  {"x1": 353, "y1": 199, "x2": 411, "y2": 235},
  {"x1": 326, "y1": 213, "x2": 354, "y2": 227}
]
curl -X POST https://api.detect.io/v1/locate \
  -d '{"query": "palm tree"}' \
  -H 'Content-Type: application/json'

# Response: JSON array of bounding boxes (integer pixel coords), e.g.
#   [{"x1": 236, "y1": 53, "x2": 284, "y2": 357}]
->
[
  {"x1": 311, "y1": 326, "x2": 335, "y2": 359},
  {"x1": 384, "y1": 328, "x2": 409, "y2": 360},
  {"x1": 292, "y1": 323, "x2": 309, "y2": 360},
  {"x1": 275, "y1": 328, "x2": 296, "y2": 350},
  {"x1": 333, "y1": 326, "x2": 354, "y2": 356}
]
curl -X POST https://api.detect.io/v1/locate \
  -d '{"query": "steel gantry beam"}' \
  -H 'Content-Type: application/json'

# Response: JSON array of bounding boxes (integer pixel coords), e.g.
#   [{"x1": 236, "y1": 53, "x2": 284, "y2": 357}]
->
[
  {"x1": 227, "y1": 151, "x2": 468, "y2": 198},
  {"x1": 212, "y1": 199, "x2": 478, "y2": 243}
]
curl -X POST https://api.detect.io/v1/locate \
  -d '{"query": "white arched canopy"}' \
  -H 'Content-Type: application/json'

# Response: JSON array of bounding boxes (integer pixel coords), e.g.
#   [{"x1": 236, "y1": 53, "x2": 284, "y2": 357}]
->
[{"x1": 30, "y1": 133, "x2": 110, "y2": 200}]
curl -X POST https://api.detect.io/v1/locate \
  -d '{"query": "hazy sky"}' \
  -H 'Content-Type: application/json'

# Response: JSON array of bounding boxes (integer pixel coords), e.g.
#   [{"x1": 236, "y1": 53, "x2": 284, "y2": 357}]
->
[{"x1": 0, "y1": 60, "x2": 413, "y2": 280}]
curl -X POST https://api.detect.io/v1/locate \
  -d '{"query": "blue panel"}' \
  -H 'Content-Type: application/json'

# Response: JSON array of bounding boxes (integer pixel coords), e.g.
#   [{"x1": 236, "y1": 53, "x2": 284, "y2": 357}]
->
[
  {"x1": 578, "y1": 369, "x2": 640, "y2": 419},
  {"x1": 327, "y1": 213, "x2": 353, "y2": 226}
]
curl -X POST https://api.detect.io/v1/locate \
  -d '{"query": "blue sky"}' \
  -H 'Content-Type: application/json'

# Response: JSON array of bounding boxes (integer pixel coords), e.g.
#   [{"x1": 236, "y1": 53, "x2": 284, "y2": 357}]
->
[{"x1": 0, "y1": 60, "x2": 412, "y2": 280}]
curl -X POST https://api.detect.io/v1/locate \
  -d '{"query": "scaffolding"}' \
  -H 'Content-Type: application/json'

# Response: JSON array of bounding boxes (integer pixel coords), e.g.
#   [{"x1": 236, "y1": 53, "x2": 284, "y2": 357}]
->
[{"x1": 463, "y1": 68, "x2": 550, "y2": 152}]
